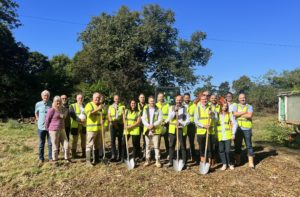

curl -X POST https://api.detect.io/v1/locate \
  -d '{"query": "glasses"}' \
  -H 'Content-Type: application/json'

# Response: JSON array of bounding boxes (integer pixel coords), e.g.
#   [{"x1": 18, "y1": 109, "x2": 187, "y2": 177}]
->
[{"x1": 61, "y1": 97, "x2": 67, "y2": 100}]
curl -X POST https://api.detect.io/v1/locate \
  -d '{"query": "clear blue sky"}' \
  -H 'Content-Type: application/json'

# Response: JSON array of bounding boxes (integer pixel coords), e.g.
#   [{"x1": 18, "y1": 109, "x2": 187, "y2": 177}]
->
[{"x1": 13, "y1": 0, "x2": 300, "y2": 87}]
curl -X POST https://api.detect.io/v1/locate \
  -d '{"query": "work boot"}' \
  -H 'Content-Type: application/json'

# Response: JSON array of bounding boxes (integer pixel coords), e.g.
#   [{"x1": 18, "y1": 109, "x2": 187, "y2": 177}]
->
[
  {"x1": 93, "y1": 149, "x2": 100, "y2": 165},
  {"x1": 71, "y1": 149, "x2": 77, "y2": 159},
  {"x1": 248, "y1": 156, "x2": 255, "y2": 169},
  {"x1": 110, "y1": 155, "x2": 117, "y2": 162},
  {"x1": 235, "y1": 154, "x2": 241, "y2": 166},
  {"x1": 86, "y1": 150, "x2": 93, "y2": 166},
  {"x1": 165, "y1": 162, "x2": 173, "y2": 168},
  {"x1": 143, "y1": 159, "x2": 150, "y2": 167},
  {"x1": 220, "y1": 164, "x2": 227, "y2": 171},
  {"x1": 155, "y1": 160, "x2": 162, "y2": 168},
  {"x1": 82, "y1": 148, "x2": 86, "y2": 158}
]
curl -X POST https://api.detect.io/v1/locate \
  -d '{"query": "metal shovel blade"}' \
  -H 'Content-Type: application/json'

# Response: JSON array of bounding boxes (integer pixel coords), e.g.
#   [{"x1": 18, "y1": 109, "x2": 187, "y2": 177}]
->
[
  {"x1": 125, "y1": 158, "x2": 135, "y2": 170},
  {"x1": 199, "y1": 162, "x2": 210, "y2": 174},
  {"x1": 173, "y1": 159, "x2": 184, "y2": 172}
]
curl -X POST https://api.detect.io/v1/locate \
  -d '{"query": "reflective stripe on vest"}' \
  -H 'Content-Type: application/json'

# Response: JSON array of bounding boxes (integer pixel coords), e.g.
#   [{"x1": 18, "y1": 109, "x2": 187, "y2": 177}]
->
[
  {"x1": 109, "y1": 104, "x2": 124, "y2": 122},
  {"x1": 70, "y1": 103, "x2": 85, "y2": 128},
  {"x1": 197, "y1": 105, "x2": 214, "y2": 135},
  {"x1": 125, "y1": 110, "x2": 139, "y2": 135},
  {"x1": 217, "y1": 113, "x2": 232, "y2": 141},
  {"x1": 188, "y1": 102, "x2": 196, "y2": 122},
  {"x1": 237, "y1": 104, "x2": 252, "y2": 129},
  {"x1": 143, "y1": 106, "x2": 161, "y2": 135},
  {"x1": 86, "y1": 102, "x2": 101, "y2": 132},
  {"x1": 169, "y1": 106, "x2": 187, "y2": 136},
  {"x1": 156, "y1": 102, "x2": 169, "y2": 120}
]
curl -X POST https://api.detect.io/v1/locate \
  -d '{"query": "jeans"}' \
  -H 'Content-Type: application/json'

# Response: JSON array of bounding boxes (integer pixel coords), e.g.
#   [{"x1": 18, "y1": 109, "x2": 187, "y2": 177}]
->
[
  {"x1": 187, "y1": 123, "x2": 196, "y2": 158},
  {"x1": 169, "y1": 128, "x2": 187, "y2": 163},
  {"x1": 219, "y1": 140, "x2": 232, "y2": 165},
  {"x1": 234, "y1": 128, "x2": 254, "y2": 156},
  {"x1": 38, "y1": 129, "x2": 52, "y2": 161},
  {"x1": 110, "y1": 122, "x2": 123, "y2": 158}
]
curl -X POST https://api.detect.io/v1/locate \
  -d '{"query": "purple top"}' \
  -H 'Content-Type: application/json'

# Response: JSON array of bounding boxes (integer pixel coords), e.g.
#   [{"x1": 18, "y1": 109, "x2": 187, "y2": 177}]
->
[{"x1": 45, "y1": 108, "x2": 65, "y2": 131}]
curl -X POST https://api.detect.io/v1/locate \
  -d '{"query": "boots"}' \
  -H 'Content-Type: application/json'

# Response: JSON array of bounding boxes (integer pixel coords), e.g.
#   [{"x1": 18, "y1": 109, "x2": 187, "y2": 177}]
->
[
  {"x1": 248, "y1": 156, "x2": 255, "y2": 169},
  {"x1": 93, "y1": 149, "x2": 100, "y2": 165},
  {"x1": 71, "y1": 149, "x2": 77, "y2": 159},
  {"x1": 86, "y1": 150, "x2": 93, "y2": 166},
  {"x1": 235, "y1": 154, "x2": 241, "y2": 166},
  {"x1": 82, "y1": 148, "x2": 86, "y2": 158}
]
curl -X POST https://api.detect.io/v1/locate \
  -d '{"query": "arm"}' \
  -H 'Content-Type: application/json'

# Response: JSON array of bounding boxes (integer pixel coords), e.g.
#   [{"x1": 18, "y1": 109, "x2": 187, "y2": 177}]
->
[
  {"x1": 153, "y1": 110, "x2": 163, "y2": 127},
  {"x1": 127, "y1": 116, "x2": 141, "y2": 129},
  {"x1": 194, "y1": 107, "x2": 204, "y2": 128},
  {"x1": 35, "y1": 103, "x2": 39, "y2": 121},
  {"x1": 230, "y1": 114, "x2": 238, "y2": 138},
  {"x1": 45, "y1": 108, "x2": 54, "y2": 130},
  {"x1": 141, "y1": 110, "x2": 149, "y2": 127},
  {"x1": 69, "y1": 105, "x2": 79, "y2": 121},
  {"x1": 164, "y1": 108, "x2": 174, "y2": 124},
  {"x1": 179, "y1": 111, "x2": 190, "y2": 127}
]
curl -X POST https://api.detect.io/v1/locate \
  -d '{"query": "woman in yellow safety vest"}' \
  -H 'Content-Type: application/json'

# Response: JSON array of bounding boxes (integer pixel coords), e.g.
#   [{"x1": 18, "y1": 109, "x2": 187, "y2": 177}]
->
[
  {"x1": 217, "y1": 103, "x2": 237, "y2": 170},
  {"x1": 119, "y1": 99, "x2": 141, "y2": 163}
]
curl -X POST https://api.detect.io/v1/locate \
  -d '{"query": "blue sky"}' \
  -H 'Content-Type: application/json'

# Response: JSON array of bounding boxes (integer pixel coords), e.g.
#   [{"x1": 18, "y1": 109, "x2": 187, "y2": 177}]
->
[{"x1": 13, "y1": 0, "x2": 300, "y2": 87}]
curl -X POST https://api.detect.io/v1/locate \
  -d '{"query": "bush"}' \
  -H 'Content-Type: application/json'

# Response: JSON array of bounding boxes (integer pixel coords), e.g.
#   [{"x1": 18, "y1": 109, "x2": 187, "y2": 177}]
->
[
  {"x1": 7, "y1": 119, "x2": 23, "y2": 130},
  {"x1": 266, "y1": 122, "x2": 292, "y2": 144}
]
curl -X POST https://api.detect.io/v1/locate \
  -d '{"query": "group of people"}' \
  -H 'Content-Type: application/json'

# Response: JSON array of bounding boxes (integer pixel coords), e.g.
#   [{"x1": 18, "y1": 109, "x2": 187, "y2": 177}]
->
[{"x1": 35, "y1": 89, "x2": 254, "y2": 171}]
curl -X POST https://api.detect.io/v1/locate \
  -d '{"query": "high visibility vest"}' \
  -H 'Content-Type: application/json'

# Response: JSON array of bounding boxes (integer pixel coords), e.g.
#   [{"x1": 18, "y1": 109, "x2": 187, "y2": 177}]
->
[
  {"x1": 237, "y1": 104, "x2": 252, "y2": 129},
  {"x1": 138, "y1": 103, "x2": 148, "y2": 116},
  {"x1": 156, "y1": 102, "x2": 169, "y2": 120},
  {"x1": 187, "y1": 102, "x2": 196, "y2": 122},
  {"x1": 109, "y1": 103, "x2": 125, "y2": 122},
  {"x1": 124, "y1": 109, "x2": 140, "y2": 135},
  {"x1": 143, "y1": 106, "x2": 161, "y2": 135},
  {"x1": 70, "y1": 103, "x2": 86, "y2": 128},
  {"x1": 196, "y1": 105, "x2": 214, "y2": 135},
  {"x1": 211, "y1": 103, "x2": 221, "y2": 114},
  {"x1": 217, "y1": 113, "x2": 232, "y2": 141},
  {"x1": 84, "y1": 102, "x2": 101, "y2": 132},
  {"x1": 100, "y1": 104, "x2": 109, "y2": 127},
  {"x1": 168, "y1": 106, "x2": 188, "y2": 136}
]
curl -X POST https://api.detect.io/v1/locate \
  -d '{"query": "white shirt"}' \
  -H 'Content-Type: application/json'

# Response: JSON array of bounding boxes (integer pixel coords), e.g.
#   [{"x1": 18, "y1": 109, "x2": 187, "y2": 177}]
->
[
  {"x1": 165, "y1": 105, "x2": 190, "y2": 127},
  {"x1": 142, "y1": 107, "x2": 162, "y2": 127},
  {"x1": 194, "y1": 104, "x2": 217, "y2": 128}
]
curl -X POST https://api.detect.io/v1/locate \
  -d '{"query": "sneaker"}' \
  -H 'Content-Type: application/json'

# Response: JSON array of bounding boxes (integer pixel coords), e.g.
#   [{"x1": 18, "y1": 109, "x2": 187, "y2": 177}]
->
[
  {"x1": 155, "y1": 160, "x2": 162, "y2": 168},
  {"x1": 143, "y1": 159, "x2": 150, "y2": 167},
  {"x1": 220, "y1": 164, "x2": 227, "y2": 171},
  {"x1": 229, "y1": 165, "x2": 234, "y2": 170}
]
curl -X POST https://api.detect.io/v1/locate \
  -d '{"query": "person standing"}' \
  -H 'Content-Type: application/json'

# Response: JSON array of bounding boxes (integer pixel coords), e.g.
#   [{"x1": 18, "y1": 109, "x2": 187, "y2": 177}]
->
[
  {"x1": 108, "y1": 95, "x2": 125, "y2": 162},
  {"x1": 183, "y1": 93, "x2": 196, "y2": 162},
  {"x1": 233, "y1": 93, "x2": 255, "y2": 169},
  {"x1": 142, "y1": 96, "x2": 163, "y2": 167},
  {"x1": 217, "y1": 103, "x2": 237, "y2": 170},
  {"x1": 165, "y1": 95, "x2": 190, "y2": 168},
  {"x1": 45, "y1": 96, "x2": 71, "y2": 164},
  {"x1": 84, "y1": 92, "x2": 103, "y2": 166},
  {"x1": 194, "y1": 94, "x2": 216, "y2": 167},
  {"x1": 120, "y1": 100, "x2": 141, "y2": 163},
  {"x1": 137, "y1": 93, "x2": 147, "y2": 159},
  {"x1": 69, "y1": 94, "x2": 86, "y2": 158},
  {"x1": 61, "y1": 95, "x2": 70, "y2": 141},
  {"x1": 35, "y1": 90, "x2": 53, "y2": 166},
  {"x1": 156, "y1": 93, "x2": 169, "y2": 155}
]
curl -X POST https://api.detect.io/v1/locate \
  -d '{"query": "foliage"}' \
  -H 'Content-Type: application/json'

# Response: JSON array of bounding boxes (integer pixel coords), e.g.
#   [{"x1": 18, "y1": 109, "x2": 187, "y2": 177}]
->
[
  {"x1": 0, "y1": 0, "x2": 20, "y2": 29},
  {"x1": 232, "y1": 75, "x2": 253, "y2": 94},
  {"x1": 217, "y1": 81, "x2": 230, "y2": 97},
  {"x1": 193, "y1": 75, "x2": 216, "y2": 96}
]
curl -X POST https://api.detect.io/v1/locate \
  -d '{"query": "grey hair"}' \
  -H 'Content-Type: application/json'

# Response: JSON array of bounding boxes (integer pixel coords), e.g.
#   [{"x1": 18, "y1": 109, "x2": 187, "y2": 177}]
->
[
  {"x1": 52, "y1": 96, "x2": 61, "y2": 108},
  {"x1": 41, "y1": 90, "x2": 50, "y2": 97}
]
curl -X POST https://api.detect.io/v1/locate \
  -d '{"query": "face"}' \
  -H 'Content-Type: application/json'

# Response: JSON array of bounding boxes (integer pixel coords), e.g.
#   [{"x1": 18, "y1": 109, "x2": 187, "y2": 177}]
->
[
  {"x1": 201, "y1": 96, "x2": 207, "y2": 106},
  {"x1": 183, "y1": 95, "x2": 190, "y2": 104},
  {"x1": 130, "y1": 100, "x2": 136, "y2": 110},
  {"x1": 176, "y1": 96, "x2": 182, "y2": 106},
  {"x1": 210, "y1": 95, "x2": 217, "y2": 104},
  {"x1": 77, "y1": 95, "x2": 83, "y2": 104},
  {"x1": 42, "y1": 93, "x2": 49, "y2": 102},
  {"x1": 157, "y1": 93, "x2": 164, "y2": 103},
  {"x1": 148, "y1": 97, "x2": 155, "y2": 107},
  {"x1": 238, "y1": 94, "x2": 246, "y2": 105},
  {"x1": 222, "y1": 103, "x2": 228, "y2": 112},
  {"x1": 139, "y1": 94, "x2": 145, "y2": 103},
  {"x1": 54, "y1": 99, "x2": 61, "y2": 108},
  {"x1": 61, "y1": 95, "x2": 67, "y2": 104},
  {"x1": 114, "y1": 95, "x2": 119, "y2": 104},
  {"x1": 226, "y1": 94, "x2": 233, "y2": 103},
  {"x1": 203, "y1": 91, "x2": 210, "y2": 100},
  {"x1": 93, "y1": 93, "x2": 101, "y2": 105}
]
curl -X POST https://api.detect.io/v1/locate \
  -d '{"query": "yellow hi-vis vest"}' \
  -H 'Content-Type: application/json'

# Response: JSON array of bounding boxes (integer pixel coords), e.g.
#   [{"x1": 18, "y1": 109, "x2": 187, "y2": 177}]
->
[
  {"x1": 217, "y1": 113, "x2": 232, "y2": 141},
  {"x1": 168, "y1": 106, "x2": 188, "y2": 136},
  {"x1": 187, "y1": 102, "x2": 196, "y2": 122},
  {"x1": 138, "y1": 103, "x2": 148, "y2": 115},
  {"x1": 124, "y1": 109, "x2": 140, "y2": 135},
  {"x1": 237, "y1": 104, "x2": 252, "y2": 129},
  {"x1": 84, "y1": 102, "x2": 101, "y2": 132},
  {"x1": 143, "y1": 106, "x2": 161, "y2": 135},
  {"x1": 211, "y1": 103, "x2": 221, "y2": 114},
  {"x1": 108, "y1": 103, "x2": 125, "y2": 122},
  {"x1": 196, "y1": 105, "x2": 214, "y2": 135},
  {"x1": 156, "y1": 102, "x2": 169, "y2": 120},
  {"x1": 100, "y1": 104, "x2": 109, "y2": 127},
  {"x1": 70, "y1": 103, "x2": 86, "y2": 128}
]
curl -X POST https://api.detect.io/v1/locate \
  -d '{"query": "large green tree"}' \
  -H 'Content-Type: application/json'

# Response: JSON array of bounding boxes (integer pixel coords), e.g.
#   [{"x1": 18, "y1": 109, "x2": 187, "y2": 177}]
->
[
  {"x1": 74, "y1": 5, "x2": 211, "y2": 101},
  {"x1": 232, "y1": 75, "x2": 253, "y2": 94},
  {"x1": 0, "y1": 0, "x2": 20, "y2": 29}
]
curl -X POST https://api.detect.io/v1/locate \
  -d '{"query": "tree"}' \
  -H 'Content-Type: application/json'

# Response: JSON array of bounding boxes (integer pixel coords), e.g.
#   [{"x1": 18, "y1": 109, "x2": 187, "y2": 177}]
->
[
  {"x1": 74, "y1": 5, "x2": 211, "y2": 102},
  {"x1": 232, "y1": 75, "x2": 253, "y2": 94},
  {"x1": 218, "y1": 81, "x2": 230, "y2": 97},
  {"x1": 193, "y1": 75, "x2": 216, "y2": 96},
  {"x1": 0, "y1": 0, "x2": 20, "y2": 29},
  {"x1": 269, "y1": 68, "x2": 300, "y2": 91}
]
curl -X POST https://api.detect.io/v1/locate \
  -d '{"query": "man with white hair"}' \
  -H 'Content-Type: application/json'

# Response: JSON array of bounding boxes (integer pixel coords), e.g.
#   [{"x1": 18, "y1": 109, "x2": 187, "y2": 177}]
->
[{"x1": 35, "y1": 90, "x2": 53, "y2": 166}]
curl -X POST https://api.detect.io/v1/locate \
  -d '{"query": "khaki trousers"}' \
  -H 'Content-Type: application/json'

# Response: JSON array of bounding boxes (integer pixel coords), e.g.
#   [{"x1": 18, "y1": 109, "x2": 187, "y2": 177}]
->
[
  {"x1": 49, "y1": 130, "x2": 70, "y2": 160},
  {"x1": 145, "y1": 134, "x2": 161, "y2": 160},
  {"x1": 86, "y1": 131, "x2": 102, "y2": 152}
]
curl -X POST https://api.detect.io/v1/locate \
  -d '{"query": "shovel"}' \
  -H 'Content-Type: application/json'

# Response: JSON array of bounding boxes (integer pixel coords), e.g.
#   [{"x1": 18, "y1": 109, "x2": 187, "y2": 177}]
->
[
  {"x1": 100, "y1": 113, "x2": 109, "y2": 165},
  {"x1": 199, "y1": 118, "x2": 211, "y2": 175},
  {"x1": 123, "y1": 111, "x2": 135, "y2": 170},
  {"x1": 173, "y1": 111, "x2": 184, "y2": 172}
]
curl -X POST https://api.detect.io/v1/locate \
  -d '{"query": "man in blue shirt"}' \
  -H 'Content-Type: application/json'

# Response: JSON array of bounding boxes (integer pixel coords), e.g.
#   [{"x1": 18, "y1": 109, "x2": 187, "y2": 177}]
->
[{"x1": 35, "y1": 90, "x2": 53, "y2": 166}]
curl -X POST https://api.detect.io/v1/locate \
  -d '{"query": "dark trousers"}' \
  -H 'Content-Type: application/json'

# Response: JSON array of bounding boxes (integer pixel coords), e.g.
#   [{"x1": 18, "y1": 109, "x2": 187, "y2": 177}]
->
[
  {"x1": 110, "y1": 122, "x2": 123, "y2": 158},
  {"x1": 169, "y1": 128, "x2": 187, "y2": 163},
  {"x1": 187, "y1": 123, "x2": 196, "y2": 159},
  {"x1": 234, "y1": 128, "x2": 254, "y2": 156},
  {"x1": 38, "y1": 129, "x2": 52, "y2": 161},
  {"x1": 121, "y1": 135, "x2": 140, "y2": 159},
  {"x1": 139, "y1": 125, "x2": 146, "y2": 151},
  {"x1": 197, "y1": 134, "x2": 213, "y2": 158},
  {"x1": 162, "y1": 124, "x2": 169, "y2": 152},
  {"x1": 65, "y1": 127, "x2": 70, "y2": 141},
  {"x1": 219, "y1": 140, "x2": 232, "y2": 165}
]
